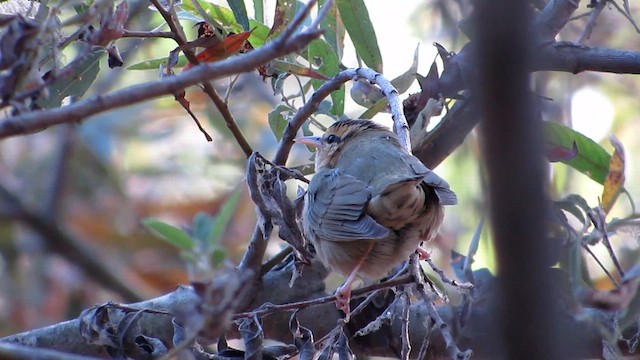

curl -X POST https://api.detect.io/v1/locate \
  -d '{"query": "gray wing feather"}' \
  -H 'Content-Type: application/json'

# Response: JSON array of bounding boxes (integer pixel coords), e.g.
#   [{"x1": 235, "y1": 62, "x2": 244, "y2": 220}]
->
[
  {"x1": 409, "y1": 160, "x2": 457, "y2": 206},
  {"x1": 306, "y1": 169, "x2": 389, "y2": 242},
  {"x1": 423, "y1": 171, "x2": 458, "y2": 205}
]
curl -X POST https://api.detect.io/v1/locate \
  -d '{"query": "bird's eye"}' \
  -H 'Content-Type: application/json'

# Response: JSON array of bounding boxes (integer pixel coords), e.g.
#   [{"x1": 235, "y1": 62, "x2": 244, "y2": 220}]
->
[{"x1": 326, "y1": 134, "x2": 339, "y2": 144}]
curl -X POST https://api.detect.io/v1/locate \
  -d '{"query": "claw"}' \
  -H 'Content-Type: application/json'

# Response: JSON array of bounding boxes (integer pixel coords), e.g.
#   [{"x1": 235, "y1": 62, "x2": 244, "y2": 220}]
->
[
  {"x1": 335, "y1": 285, "x2": 352, "y2": 321},
  {"x1": 417, "y1": 246, "x2": 431, "y2": 260}
]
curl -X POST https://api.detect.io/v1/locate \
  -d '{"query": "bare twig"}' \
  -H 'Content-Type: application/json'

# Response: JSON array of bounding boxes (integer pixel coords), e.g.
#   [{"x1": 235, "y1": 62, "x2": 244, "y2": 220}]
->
[
  {"x1": 577, "y1": 0, "x2": 606, "y2": 43},
  {"x1": 400, "y1": 292, "x2": 411, "y2": 360},
  {"x1": 582, "y1": 243, "x2": 620, "y2": 287},
  {"x1": 150, "y1": 0, "x2": 251, "y2": 154},
  {"x1": 425, "y1": 257, "x2": 474, "y2": 290},
  {"x1": 273, "y1": 67, "x2": 409, "y2": 165},
  {"x1": 534, "y1": 0, "x2": 582, "y2": 40},
  {"x1": 609, "y1": 0, "x2": 640, "y2": 33},
  {"x1": 232, "y1": 275, "x2": 414, "y2": 319},
  {"x1": 273, "y1": 70, "x2": 353, "y2": 165},
  {"x1": 412, "y1": 258, "x2": 471, "y2": 359},
  {"x1": 416, "y1": 320, "x2": 434, "y2": 360},
  {"x1": 350, "y1": 68, "x2": 411, "y2": 150},
  {"x1": 223, "y1": 74, "x2": 242, "y2": 104},
  {"x1": 260, "y1": 245, "x2": 294, "y2": 275},
  {"x1": 122, "y1": 29, "x2": 176, "y2": 39}
]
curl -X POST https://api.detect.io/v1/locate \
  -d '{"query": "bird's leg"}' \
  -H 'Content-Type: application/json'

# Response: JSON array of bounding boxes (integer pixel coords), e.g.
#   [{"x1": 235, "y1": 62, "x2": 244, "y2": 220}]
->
[
  {"x1": 336, "y1": 241, "x2": 375, "y2": 321},
  {"x1": 416, "y1": 246, "x2": 431, "y2": 260}
]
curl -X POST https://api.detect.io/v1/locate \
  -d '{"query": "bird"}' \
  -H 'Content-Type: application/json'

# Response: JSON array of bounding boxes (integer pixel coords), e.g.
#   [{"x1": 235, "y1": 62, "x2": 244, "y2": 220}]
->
[{"x1": 295, "y1": 119, "x2": 457, "y2": 318}]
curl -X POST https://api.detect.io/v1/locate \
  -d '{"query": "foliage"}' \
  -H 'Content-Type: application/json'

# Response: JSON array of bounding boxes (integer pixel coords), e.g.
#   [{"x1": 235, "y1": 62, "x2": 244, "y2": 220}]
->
[{"x1": 0, "y1": 0, "x2": 639, "y2": 359}]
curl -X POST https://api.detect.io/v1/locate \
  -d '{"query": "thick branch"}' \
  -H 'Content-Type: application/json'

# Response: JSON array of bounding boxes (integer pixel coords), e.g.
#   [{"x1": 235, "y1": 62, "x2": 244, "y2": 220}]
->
[
  {"x1": 413, "y1": 42, "x2": 640, "y2": 168},
  {"x1": 1, "y1": 261, "x2": 608, "y2": 359},
  {"x1": 534, "y1": 0, "x2": 582, "y2": 40},
  {"x1": 534, "y1": 42, "x2": 640, "y2": 74}
]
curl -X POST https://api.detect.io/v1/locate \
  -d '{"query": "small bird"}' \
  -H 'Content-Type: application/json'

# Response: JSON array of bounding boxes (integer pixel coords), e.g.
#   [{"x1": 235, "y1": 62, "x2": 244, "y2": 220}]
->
[{"x1": 295, "y1": 119, "x2": 457, "y2": 318}]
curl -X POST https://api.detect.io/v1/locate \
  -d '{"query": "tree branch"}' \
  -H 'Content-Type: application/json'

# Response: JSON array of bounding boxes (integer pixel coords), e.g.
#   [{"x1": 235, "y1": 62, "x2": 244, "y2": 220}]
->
[
  {"x1": 0, "y1": 26, "x2": 323, "y2": 139},
  {"x1": 0, "y1": 257, "x2": 617, "y2": 359},
  {"x1": 534, "y1": 0, "x2": 582, "y2": 40},
  {"x1": 534, "y1": 41, "x2": 640, "y2": 74}
]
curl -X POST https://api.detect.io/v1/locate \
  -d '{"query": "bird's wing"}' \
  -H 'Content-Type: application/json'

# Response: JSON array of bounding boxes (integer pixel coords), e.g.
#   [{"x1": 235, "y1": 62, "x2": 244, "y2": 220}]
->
[
  {"x1": 306, "y1": 169, "x2": 389, "y2": 242},
  {"x1": 410, "y1": 162, "x2": 458, "y2": 206}
]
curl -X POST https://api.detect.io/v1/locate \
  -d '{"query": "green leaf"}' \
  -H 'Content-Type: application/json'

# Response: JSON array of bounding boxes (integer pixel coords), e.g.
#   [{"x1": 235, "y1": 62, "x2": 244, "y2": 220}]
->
[
  {"x1": 193, "y1": 212, "x2": 215, "y2": 242},
  {"x1": 209, "y1": 188, "x2": 244, "y2": 245},
  {"x1": 73, "y1": 4, "x2": 90, "y2": 15},
  {"x1": 227, "y1": 0, "x2": 250, "y2": 31},
  {"x1": 36, "y1": 48, "x2": 105, "y2": 109},
  {"x1": 180, "y1": 2, "x2": 269, "y2": 47},
  {"x1": 127, "y1": 54, "x2": 188, "y2": 70},
  {"x1": 544, "y1": 121, "x2": 611, "y2": 185},
  {"x1": 254, "y1": 0, "x2": 264, "y2": 23},
  {"x1": 268, "y1": 104, "x2": 293, "y2": 141},
  {"x1": 142, "y1": 218, "x2": 195, "y2": 251},
  {"x1": 319, "y1": 0, "x2": 344, "y2": 60},
  {"x1": 390, "y1": 44, "x2": 419, "y2": 94},
  {"x1": 271, "y1": 60, "x2": 329, "y2": 79},
  {"x1": 211, "y1": 248, "x2": 227, "y2": 268},
  {"x1": 359, "y1": 97, "x2": 387, "y2": 119},
  {"x1": 308, "y1": 39, "x2": 344, "y2": 115},
  {"x1": 336, "y1": 0, "x2": 382, "y2": 72},
  {"x1": 247, "y1": 19, "x2": 270, "y2": 47},
  {"x1": 269, "y1": 0, "x2": 298, "y2": 39},
  {"x1": 554, "y1": 194, "x2": 591, "y2": 224}
]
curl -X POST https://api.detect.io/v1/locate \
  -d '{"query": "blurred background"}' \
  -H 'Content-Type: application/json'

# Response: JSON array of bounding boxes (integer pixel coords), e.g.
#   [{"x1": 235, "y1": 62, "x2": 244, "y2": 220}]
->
[{"x1": 1, "y1": 0, "x2": 639, "y2": 336}]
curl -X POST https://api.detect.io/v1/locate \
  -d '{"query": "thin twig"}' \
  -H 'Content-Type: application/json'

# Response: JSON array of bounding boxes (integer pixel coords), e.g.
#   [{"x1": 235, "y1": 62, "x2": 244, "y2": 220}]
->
[
  {"x1": 609, "y1": 0, "x2": 640, "y2": 33},
  {"x1": 232, "y1": 275, "x2": 414, "y2": 319},
  {"x1": 582, "y1": 244, "x2": 620, "y2": 287},
  {"x1": 260, "y1": 245, "x2": 294, "y2": 275},
  {"x1": 400, "y1": 292, "x2": 411, "y2": 360},
  {"x1": 273, "y1": 68, "x2": 407, "y2": 165},
  {"x1": 534, "y1": 0, "x2": 582, "y2": 40},
  {"x1": 149, "y1": 0, "x2": 252, "y2": 155},
  {"x1": 416, "y1": 320, "x2": 434, "y2": 360},
  {"x1": 223, "y1": 74, "x2": 242, "y2": 104},
  {"x1": 122, "y1": 29, "x2": 176, "y2": 39},
  {"x1": 577, "y1": 0, "x2": 606, "y2": 43},
  {"x1": 272, "y1": 70, "x2": 353, "y2": 165},
  {"x1": 415, "y1": 282, "x2": 472, "y2": 359},
  {"x1": 425, "y1": 257, "x2": 474, "y2": 290},
  {"x1": 600, "y1": 229, "x2": 626, "y2": 279}
]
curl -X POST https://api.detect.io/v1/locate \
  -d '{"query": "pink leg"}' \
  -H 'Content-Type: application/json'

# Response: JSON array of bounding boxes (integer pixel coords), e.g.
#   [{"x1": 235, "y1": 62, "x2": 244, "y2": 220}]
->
[
  {"x1": 335, "y1": 242, "x2": 375, "y2": 321},
  {"x1": 417, "y1": 246, "x2": 431, "y2": 260}
]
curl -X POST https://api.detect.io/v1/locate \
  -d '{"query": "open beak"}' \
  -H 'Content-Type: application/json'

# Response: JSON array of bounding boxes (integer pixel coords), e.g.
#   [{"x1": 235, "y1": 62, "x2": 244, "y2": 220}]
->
[{"x1": 293, "y1": 135, "x2": 323, "y2": 149}]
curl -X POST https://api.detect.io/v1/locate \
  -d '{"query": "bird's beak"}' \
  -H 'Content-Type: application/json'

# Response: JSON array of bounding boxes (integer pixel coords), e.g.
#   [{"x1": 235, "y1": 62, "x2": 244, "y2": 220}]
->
[{"x1": 294, "y1": 135, "x2": 323, "y2": 149}]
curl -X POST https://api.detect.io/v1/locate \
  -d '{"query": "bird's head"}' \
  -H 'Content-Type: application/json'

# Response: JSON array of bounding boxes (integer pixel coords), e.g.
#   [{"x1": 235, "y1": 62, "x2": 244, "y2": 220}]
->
[{"x1": 295, "y1": 119, "x2": 387, "y2": 170}]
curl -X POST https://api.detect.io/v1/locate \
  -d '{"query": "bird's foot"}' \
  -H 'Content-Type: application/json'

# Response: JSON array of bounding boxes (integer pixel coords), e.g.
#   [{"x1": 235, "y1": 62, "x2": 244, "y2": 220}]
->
[
  {"x1": 335, "y1": 285, "x2": 352, "y2": 322},
  {"x1": 417, "y1": 246, "x2": 431, "y2": 260}
]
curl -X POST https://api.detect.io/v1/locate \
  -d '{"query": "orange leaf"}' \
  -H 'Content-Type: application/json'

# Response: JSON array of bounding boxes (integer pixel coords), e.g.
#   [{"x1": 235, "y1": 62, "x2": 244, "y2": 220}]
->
[
  {"x1": 601, "y1": 135, "x2": 625, "y2": 214},
  {"x1": 184, "y1": 31, "x2": 252, "y2": 70}
]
